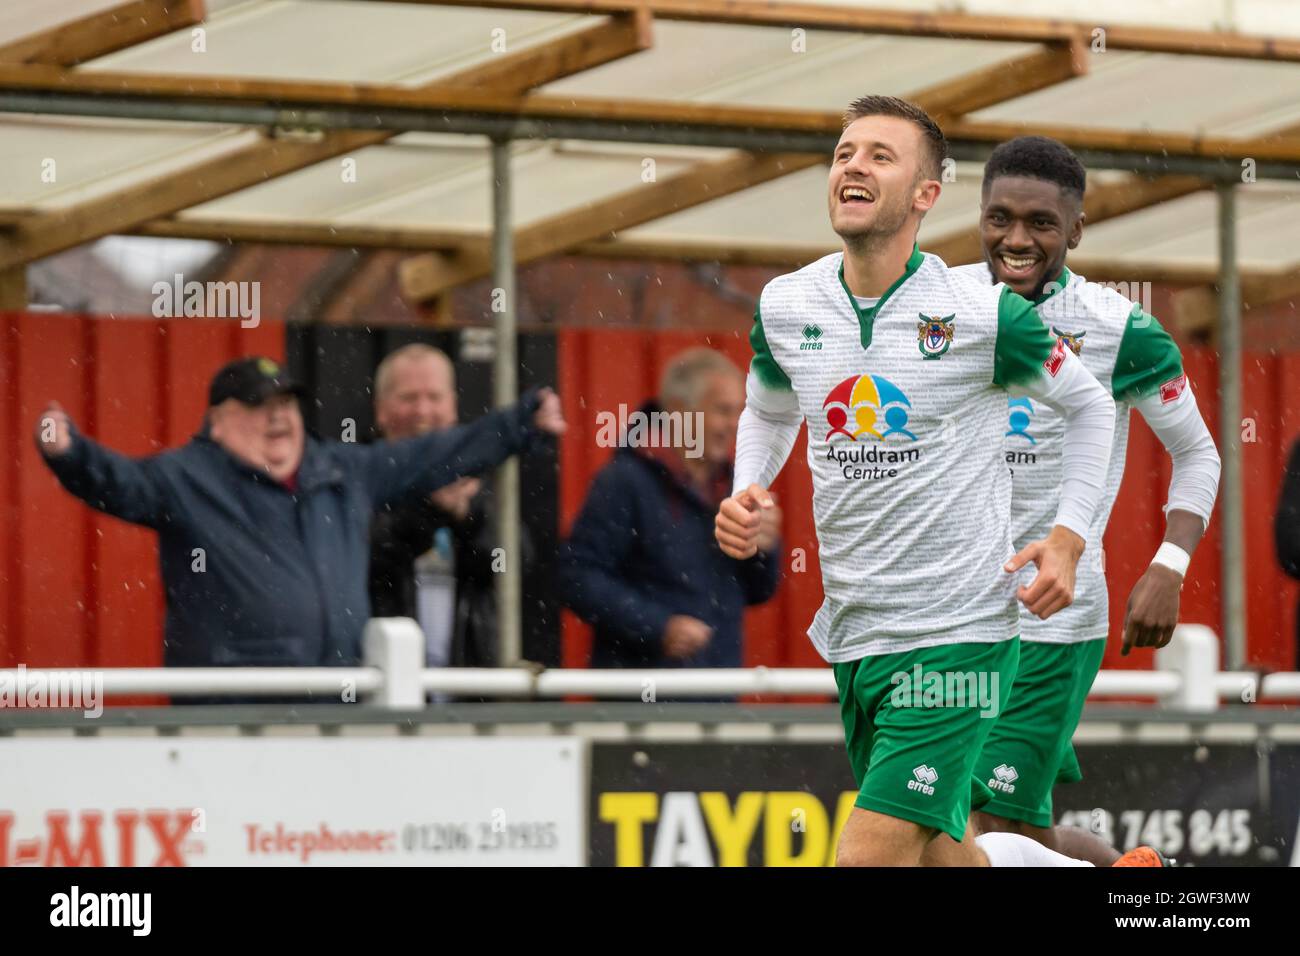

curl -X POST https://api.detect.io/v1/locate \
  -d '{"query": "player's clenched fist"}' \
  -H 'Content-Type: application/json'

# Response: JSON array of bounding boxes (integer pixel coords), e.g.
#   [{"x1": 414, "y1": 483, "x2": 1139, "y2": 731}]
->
[
  {"x1": 715, "y1": 483, "x2": 775, "y2": 559},
  {"x1": 34, "y1": 400, "x2": 73, "y2": 457}
]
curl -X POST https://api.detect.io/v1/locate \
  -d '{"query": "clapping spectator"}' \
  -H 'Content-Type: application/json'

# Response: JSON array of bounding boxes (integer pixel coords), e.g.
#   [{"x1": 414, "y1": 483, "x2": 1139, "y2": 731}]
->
[
  {"x1": 557, "y1": 348, "x2": 781, "y2": 669},
  {"x1": 368, "y1": 344, "x2": 535, "y2": 669}
]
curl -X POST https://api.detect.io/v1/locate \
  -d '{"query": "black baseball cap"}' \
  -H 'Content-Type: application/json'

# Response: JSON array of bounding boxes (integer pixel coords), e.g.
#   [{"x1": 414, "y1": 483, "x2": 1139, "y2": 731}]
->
[{"x1": 208, "y1": 357, "x2": 303, "y2": 407}]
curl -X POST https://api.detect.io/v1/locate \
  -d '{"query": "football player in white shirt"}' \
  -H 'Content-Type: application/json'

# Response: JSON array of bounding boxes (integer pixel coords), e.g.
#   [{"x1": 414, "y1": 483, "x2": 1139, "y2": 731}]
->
[
  {"x1": 715, "y1": 96, "x2": 1150, "y2": 866},
  {"x1": 953, "y1": 136, "x2": 1219, "y2": 866}
]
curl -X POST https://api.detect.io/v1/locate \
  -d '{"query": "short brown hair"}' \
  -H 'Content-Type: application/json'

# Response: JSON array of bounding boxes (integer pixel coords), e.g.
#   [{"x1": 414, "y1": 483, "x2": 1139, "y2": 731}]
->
[{"x1": 842, "y1": 95, "x2": 947, "y2": 182}]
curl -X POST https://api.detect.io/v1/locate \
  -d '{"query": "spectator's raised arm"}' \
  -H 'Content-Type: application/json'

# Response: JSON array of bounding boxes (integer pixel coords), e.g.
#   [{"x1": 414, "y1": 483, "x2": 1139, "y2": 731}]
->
[
  {"x1": 36, "y1": 400, "x2": 169, "y2": 528},
  {"x1": 359, "y1": 387, "x2": 564, "y2": 509}
]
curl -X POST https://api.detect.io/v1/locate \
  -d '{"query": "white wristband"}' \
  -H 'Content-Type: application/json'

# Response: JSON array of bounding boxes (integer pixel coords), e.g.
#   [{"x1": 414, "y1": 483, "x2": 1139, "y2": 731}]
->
[{"x1": 1151, "y1": 542, "x2": 1191, "y2": 578}]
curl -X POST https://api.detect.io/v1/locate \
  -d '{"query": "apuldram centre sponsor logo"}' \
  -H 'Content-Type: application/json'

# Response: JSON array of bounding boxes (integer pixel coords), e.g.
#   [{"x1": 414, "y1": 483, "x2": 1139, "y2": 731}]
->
[{"x1": 821, "y1": 373, "x2": 920, "y2": 480}]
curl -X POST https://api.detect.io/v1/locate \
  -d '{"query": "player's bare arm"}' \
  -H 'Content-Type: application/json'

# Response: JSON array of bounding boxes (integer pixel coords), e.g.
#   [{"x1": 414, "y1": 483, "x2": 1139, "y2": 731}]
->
[
  {"x1": 1122, "y1": 509, "x2": 1204, "y2": 655},
  {"x1": 1119, "y1": 377, "x2": 1220, "y2": 655}
]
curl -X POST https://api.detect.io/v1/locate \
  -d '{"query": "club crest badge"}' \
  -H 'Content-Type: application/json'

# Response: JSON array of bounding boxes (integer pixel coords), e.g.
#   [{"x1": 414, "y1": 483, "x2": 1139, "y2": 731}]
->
[
  {"x1": 1050, "y1": 326, "x2": 1086, "y2": 356},
  {"x1": 917, "y1": 313, "x2": 955, "y2": 360}
]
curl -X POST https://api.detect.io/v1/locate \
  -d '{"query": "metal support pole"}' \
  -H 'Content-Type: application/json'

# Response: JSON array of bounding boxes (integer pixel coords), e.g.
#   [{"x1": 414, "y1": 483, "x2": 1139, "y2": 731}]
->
[
  {"x1": 1217, "y1": 182, "x2": 1246, "y2": 670},
  {"x1": 491, "y1": 137, "x2": 522, "y2": 667}
]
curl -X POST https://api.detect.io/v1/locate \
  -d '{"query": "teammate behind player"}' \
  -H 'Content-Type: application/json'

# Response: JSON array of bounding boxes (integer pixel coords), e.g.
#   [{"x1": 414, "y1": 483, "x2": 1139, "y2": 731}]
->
[
  {"x1": 714, "y1": 96, "x2": 1117, "y2": 867},
  {"x1": 956, "y1": 136, "x2": 1221, "y2": 865}
]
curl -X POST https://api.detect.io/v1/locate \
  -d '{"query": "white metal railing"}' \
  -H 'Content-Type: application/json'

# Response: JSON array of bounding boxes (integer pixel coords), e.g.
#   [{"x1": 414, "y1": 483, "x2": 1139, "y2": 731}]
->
[
  {"x1": 27, "y1": 668, "x2": 382, "y2": 697},
  {"x1": 0, "y1": 620, "x2": 1296, "y2": 712},
  {"x1": 1088, "y1": 670, "x2": 1181, "y2": 697}
]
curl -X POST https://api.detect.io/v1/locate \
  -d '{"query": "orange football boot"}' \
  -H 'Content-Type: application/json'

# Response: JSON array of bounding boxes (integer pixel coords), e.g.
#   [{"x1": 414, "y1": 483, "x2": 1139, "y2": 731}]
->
[{"x1": 1113, "y1": 845, "x2": 1172, "y2": 867}]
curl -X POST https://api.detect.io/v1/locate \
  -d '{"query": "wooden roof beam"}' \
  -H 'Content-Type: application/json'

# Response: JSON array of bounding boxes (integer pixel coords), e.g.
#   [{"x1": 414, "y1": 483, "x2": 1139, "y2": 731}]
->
[
  {"x1": 0, "y1": 13, "x2": 652, "y2": 269},
  {"x1": 398, "y1": 151, "x2": 816, "y2": 300},
  {"x1": 1173, "y1": 263, "x2": 1300, "y2": 335},
  {"x1": 389, "y1": 0, "x2": 1300, "y2": 62},
  {"x1": 0, "y1": 0, "x2": 205, "y2": 66},
  {"x1": 898, "y1": 39, "x2": 1088, "y2": 129},
  {"x1": 922, "y1": 173, "x2": 1210, "y2": 266}
]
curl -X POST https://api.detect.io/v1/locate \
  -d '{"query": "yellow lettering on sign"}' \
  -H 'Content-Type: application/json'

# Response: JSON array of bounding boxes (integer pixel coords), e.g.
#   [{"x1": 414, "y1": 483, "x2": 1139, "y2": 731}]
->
[
  {"x1": 599, "y1": 793, "x2": 658, "y2": 867},
  {"x1": 699, "y1": 792, "x2": 764, "y2": 867},
  {"x1": 764, "y1": 792, "x2": 828, "y2": 867}
]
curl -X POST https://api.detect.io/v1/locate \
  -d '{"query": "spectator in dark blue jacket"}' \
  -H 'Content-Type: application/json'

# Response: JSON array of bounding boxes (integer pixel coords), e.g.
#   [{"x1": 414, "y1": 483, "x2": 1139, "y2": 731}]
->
[
  {"x1": 557, "y1": 348, "x2": 781, "y2": 669},
  {"x1": 35, "y1": 356, "x2": 565, "y2": 670},
  {"x1": 1276, "y1": 438, "x2": 1300, "y2": 670}
]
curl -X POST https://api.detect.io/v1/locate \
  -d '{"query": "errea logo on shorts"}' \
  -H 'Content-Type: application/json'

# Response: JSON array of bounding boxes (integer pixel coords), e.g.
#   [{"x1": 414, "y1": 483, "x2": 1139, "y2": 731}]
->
[
  {"x1": 908, "y1": 765, "x2": 938, "y2": 796},
  {"x1": 989, "y1": 763, "x2": 1018, "y2": 794}
]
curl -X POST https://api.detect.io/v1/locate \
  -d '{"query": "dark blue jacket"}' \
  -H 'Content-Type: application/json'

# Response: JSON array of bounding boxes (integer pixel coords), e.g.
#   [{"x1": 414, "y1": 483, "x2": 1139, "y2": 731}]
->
[
  {"x1": 42, "y1": 394, "x2": 543, "y2": 667},
  {"x1": 556, "y1": 444, "x2": 781, "y2": 668},
  {"x1": 1276, "y1": 439, "x2": 1300, "y2": 669}
]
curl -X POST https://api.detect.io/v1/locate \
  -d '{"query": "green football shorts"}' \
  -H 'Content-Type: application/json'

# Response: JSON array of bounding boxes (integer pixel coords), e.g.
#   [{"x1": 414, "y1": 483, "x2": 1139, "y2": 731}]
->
[
  {"x1": 971, "y1": 637, "x2": 1106, "y2": 828},
  {"x1": 831, "y1": 637, "x2": 1019, "y2": 843}
]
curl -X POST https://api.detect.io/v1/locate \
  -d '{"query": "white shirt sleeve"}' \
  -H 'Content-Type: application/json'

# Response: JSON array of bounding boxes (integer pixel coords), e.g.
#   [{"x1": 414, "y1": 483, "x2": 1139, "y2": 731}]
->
[
  {"x1": 1015, "y1": 345, "x2": 1116, "y2": 540},
  {"x1": 1132, "y1": 384, "x2": 1221, "y2": 529},
  {"x1": 733, "y1": 370, "x2": 803, "y2": 495}
]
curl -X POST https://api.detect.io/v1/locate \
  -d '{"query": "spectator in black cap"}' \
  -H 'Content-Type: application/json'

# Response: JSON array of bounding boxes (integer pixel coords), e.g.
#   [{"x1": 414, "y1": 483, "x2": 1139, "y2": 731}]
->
[{"x1": 33, "y1": 356, "x2": 565, "y2": 681}]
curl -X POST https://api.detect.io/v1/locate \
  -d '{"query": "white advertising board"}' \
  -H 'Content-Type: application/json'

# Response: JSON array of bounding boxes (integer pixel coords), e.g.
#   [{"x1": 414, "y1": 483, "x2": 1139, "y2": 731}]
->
[{"x1": 0, "y1": 737, "x2": 584, "y2": 866}]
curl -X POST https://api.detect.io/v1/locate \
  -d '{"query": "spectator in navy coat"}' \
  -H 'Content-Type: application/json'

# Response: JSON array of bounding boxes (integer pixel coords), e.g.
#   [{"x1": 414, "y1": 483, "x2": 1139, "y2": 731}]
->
[
  {"x1": 36, "y1": 356, "x2": 565, "y2": 670},
  {"x1": 557, "y1": 348, "x2": 781, "y2": 669},
  {"x1": 1276, "y1": 438, "x2": 1300, "y2": 669}
]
